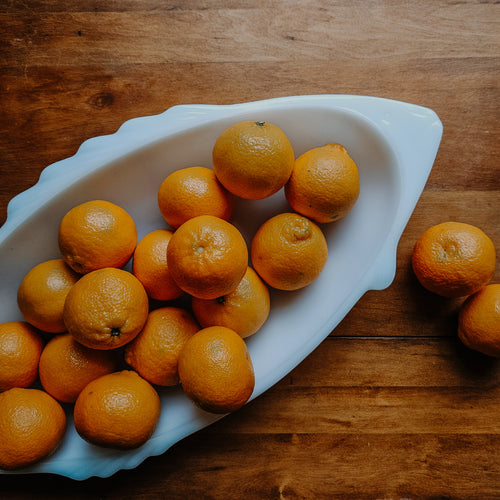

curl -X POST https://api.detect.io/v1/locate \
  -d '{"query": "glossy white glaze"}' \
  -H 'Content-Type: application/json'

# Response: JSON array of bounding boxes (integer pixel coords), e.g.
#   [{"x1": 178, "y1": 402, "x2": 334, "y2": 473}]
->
[{"x1": 0, "y1": 95, "x2": 442, "y2": 479}]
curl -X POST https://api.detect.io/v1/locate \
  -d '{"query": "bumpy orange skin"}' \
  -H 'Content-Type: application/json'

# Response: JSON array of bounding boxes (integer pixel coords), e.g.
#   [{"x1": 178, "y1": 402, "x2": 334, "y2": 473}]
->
[
  {"x1": 63, "y1": 268, "x2": 149, "y2": 350},
  {"x1": 412, "y1": 222, "x2": 496, "y2": 297},
  {"x1": 125, "y1": 307, "x2": 200, "y2": 386},
  {"x1": 17, "y1": 258, "x2": 81, "y2": 333},
  {"x1": 285, "y1": 143, "x2": 360, "y2": 223},
  {"x1": 167, "y1": 215, "x2": 248, "y2": 299},
  {"x1": 58, "y1": 200, "x2": 137, "y2": 274},
  {"x1": 0, "y1": 388, "x2": 66, "y2": 470},
  {"x1": 212, "y1": 121, "x2": 295, "y2": 200},
  {"x1": 39, "y1": 333, "x2": 119, "y2": 403},
  {"x1": 158, "y1": 166, "x2": 234, "y2": 228},
  {"x1": 178, "y1": 326, "x2": 255, "y2": 414},
  {"x1": 73, "y1": 370, "x2": 161, "y2": 449},
  {"x1": 132, "y1": 229, "x2": 184, "y2": 301},
  {"x1": 251, "y1": 213, "x2": 328, "y2": 291},
  {"x1": 192, "y1": 266, "x2": 270, "y2": 338},
  {"x1": 0, "y1": 321, "x2": 44, "y2": 393},
  {"x1": 458, "y1": 284, "x2": 500, "y2": 357}
]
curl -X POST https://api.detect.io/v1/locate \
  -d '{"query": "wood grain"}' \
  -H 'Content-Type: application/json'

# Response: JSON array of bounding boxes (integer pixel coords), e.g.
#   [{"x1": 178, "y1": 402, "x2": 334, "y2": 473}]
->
[{"x1": 0, "y1": 0, "x2": 499, "y2": 498}]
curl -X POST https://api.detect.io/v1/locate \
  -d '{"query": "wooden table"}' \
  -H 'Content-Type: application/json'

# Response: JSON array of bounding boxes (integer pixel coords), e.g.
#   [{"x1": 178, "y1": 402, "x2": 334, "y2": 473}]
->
[{"x1": 1, "y1": 1, "x2": 499, "y2": 498}]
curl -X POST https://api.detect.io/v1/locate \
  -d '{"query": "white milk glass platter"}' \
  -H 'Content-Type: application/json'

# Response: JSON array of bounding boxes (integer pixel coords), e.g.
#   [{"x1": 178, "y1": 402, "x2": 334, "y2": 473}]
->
[{"x1": 0, "y1": 95, "x2": 442, "y2": 479}]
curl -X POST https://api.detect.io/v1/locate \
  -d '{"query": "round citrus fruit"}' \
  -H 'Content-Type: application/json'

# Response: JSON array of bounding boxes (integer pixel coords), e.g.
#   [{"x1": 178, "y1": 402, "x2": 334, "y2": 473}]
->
[
  {"x1": 74, "y1": 370, "x2": 161, "y2": 449},
  {"x1": 212, "y1": 120, "x2": 295, "y2": 200},
  {"x1": 251, "y1": 212, "x2": 328, "y2": 291},
  {"x1": 125, "y1": 307, "x2": 200, "y2": 386},
  {"x1": 458, "y1": 284, "x2": 500, "y2": 357},
  {"x1": 167, "y1": 215, "x2": 248, "y2": 299},
  {"x1": 0, "y1": 321, "x2": 44, "y2": 392},
  {"x1": 132, "y1": 229, "x2": 184, "y2": 301},
  {"x1": 412, "y1": 222, "x2": 496, "y2": 297},
  {"x1": 58, "y1": 199, "x2": 137, "y2": 274},
  {"x1": 285, "y1": 143, "x2": 360, "y2": 223},
  {"x1": 158, "y1": 166, "x2": 234, "y2": 228},
  {"x1": 178, "y1": 326, "x2": 255, "y2": 414},
  {"x1": 63, "y1": 267, "x2": 149, "y2": 350},
  {"x1": 192, "y1": 266, "x2": 270, "y2": 338},
  {"x1": 17, "y1": 258, "x2": 81, "y2": 333},
  {"x1": 0, "y1": 388, "x2": 66, "y2": 470},
  {"x1": 39, "y1": 333, "x2": 119, "y2": 403}
]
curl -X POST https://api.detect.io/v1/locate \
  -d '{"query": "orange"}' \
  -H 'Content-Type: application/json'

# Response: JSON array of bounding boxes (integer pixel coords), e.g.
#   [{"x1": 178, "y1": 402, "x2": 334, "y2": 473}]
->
[
  {"x1": 0, "y1": 388, "x2": 66, "y2": 470},
  {"x1": 178, "y1": 326, "x2": 255, "y2": 414},
  {"x1": 157, "y1": 166, "x2": 234, "y2": 228},
  {"x1": 39, "y1": 333, "x2": 119, "y2": 403},
  {"x1": 0, "y1": 321, "x2": 44, "y2": 392},
  {"x1": 132, "y1": 229, "x2": 184, "y2": 301},
  {"x1": 58, "y1": 199, "x2": 137, "y2": 274},
  {"x1": 285, "y1": 143, "x2": 360, "y2": 223},
  {"x1": 74, "y1": 370, "x2": 161, "y2": 449},
  {"x1": 192, "y1": 266, "x2": 270, "y2": 338},
  {"x1": 125, "y1": 307, "x2": 200, "y2": 386},
  {"x1": 412, "y1": 222, "x2": 496, "y2": 297},
  {"x1": 63, "y1": 267, "x2": 149, "y2": 350},
  {"x1": 458, "y1": 284, "x2": 500, "y2": 357},
  {"x1": 17, "y1": 258, "x2": 81, "y2": 333},
  {"x1": 167, "y1": 215, "x2": 248, "y2": 299},
  {"x1": 212, "y1": 120, "x2": 295, "y2": 200},
  {"x1": 251, "y1": 212, "x2": 328, "y2": 291}
]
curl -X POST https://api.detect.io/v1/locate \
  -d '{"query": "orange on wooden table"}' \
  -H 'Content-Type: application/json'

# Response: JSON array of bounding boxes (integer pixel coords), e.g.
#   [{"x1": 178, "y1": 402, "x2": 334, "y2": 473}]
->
[
  {"x1": 58, "y1": 200, "x2": 137, "y2": 274},
  {"x1": 0, "y1": 388, "x2": 66, "y2": 470},
  {"x1": 251, "y1": 212, "x2": 328, "y2": 291},
  {"x1": 0, "y1": 321, "x2": 44, "y2": 392},
  {"x1": 458, "y1": 284, "x2": 500, "y2": 357},
  {"x1": 212, "y1": 120, "x2": 295, "y2": 200},
  {"x1": 132, "y1": 229, "x2": 184, "y2": 301},
  {"x1": 192, "y1": 266, "x2": 270, "y2": 338},
  {"x1": 167, "y1": 215, "x2": 248, "y2": 299},
  {"x1": 63, "y1": 267, "x2": 149, "y2": 350},
  {"x1": 125, "y1": 306, "x2": 200, "y2": 386},
  {"x1": 285, "y1": 143, "x2": 360, "y2": 223},
  {"x1": 39, "y1": 333, "x2": 119, "y2": 403},
  {"x1": 74, "y1": 370, "x2": 161, "y2": 449},
  {"x1": 178, "y1": 326, "x2": 255, "y2": 414},
  {"x1": 158, "y1": 166, "x2": 234, "y2": 228},
  {"x1": 17, "y1": 258, "x2": 80, "y2": 333},
  {"x1": 412, "y1": 222, "x2": 496, "y2": 297}
]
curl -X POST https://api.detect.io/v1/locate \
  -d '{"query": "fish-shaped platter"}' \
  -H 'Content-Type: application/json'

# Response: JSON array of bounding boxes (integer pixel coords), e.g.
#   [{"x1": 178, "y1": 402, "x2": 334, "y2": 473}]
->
[{"x1": 0, "y1": 95, "x2": 442, "y2": 479}]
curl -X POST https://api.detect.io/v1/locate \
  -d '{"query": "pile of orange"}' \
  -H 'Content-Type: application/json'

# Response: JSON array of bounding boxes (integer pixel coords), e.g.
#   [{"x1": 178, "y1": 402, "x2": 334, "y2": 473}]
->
[
  {"x1": 2, "y1": 117, "x2": 496, "y2": 471},
  {"x1": 0, "y1": 120, "x2": 362, "y2": 470},
  {"x1": 412, "y1": 221, "x2": 498, "y2": 356}
]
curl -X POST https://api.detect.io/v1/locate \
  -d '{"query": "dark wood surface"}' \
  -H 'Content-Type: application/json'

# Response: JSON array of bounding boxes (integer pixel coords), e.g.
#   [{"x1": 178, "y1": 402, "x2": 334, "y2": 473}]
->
[{"x1": 1, "y1": 1, "x2": 499, "y2": 498}]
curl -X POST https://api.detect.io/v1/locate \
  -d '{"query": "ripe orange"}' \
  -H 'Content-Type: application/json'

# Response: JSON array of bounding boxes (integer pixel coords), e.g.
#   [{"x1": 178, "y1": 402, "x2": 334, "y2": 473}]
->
[
  {"x1": 192, "y1": 266, "x2": 270, "y2": 338},
  {"x1": 412, "y1": 222, "x2": 496, "y2": 297},
  {"x1": 158, "y1": 166, "x2": 234, "y2": 228},
  {"x1": 74, "y1": 370, "x2": 161, "y2": 449},
  {"x1": 212, "y1": 120, "x2": 295, "y2": 200},
  {"x1": 132, "y1": 229, "x2": 184, "y2": 301},
  {"x1": 0, "y1": 321, "x2": 44, "y2": 392},
  {"x1": 178, "y1": 326, "x2": 255, "y2": 414},
  {"x1": 285, "y1": 143, "x2": 360, "y2": 223},
  {"x1": 39, "y1": 333, "x2": 119, "y2": 403},
  {"x1": 58, "y1": 200, "x2": 137, "y2": 274},
  {"x1": 17, "y1": 258, "x2": 81, "y2": 333},
  {"x1": 167, "y1": 215, "x2": 248, "y2": 299},
  {"x1": 63, "y1": 267, "x2": 149, "y2": 350},
  {"x1": 124, "y1": 307, "x2": 200, "y2": 386},
  {"x1": 0, "y1": 388, "x2": 66, "y2": 470},
  {"x1": 251, "y1": 212, "x2": 328, "y2": 291},
  {"x1": 458, "y1": 284, "x2": 500, "y2": 357}
]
